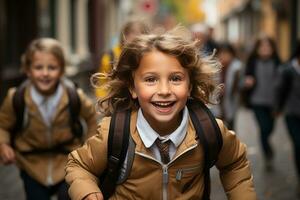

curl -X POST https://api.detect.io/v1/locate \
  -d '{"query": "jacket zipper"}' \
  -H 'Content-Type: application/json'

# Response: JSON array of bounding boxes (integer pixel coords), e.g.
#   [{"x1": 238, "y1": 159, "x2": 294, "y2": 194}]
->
[
  {"x1": 136, "y1": 143, "x2": 198, "y2": 200},
  {"x1": 162, "y1": 165, "x2": 168, "y2": 200}
]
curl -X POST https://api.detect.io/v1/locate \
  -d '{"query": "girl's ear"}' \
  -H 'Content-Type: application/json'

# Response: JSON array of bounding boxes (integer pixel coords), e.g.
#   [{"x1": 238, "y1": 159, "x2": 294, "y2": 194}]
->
[
  {"x1": 129, "y1": 87, "x2": 138, "y2": 99},
  {"x1": 129, "y1": 72, "x2": 138, "y2": 99}
]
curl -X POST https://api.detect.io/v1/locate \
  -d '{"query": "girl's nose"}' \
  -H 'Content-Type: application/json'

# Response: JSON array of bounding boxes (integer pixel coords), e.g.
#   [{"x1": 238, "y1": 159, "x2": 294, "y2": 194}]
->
[{"x1": 157, "y1": 81, "x2": 171, "y2": 96}]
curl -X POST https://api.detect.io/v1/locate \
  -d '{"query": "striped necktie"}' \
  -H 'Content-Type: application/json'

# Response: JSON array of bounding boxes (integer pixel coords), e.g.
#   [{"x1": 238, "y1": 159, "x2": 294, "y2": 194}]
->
[{"x1": 155, "y1": 139, "x2": 171, "y2": 164}]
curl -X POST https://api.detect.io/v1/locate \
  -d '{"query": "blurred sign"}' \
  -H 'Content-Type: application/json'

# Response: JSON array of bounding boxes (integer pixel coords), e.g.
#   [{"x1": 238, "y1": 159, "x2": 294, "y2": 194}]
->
[
  {"x1": 141, "y1": 0, "x2": 157, "y2": 13},
  {"x1": 133, "y1": 0, "x2": 158, "y2": 17}
]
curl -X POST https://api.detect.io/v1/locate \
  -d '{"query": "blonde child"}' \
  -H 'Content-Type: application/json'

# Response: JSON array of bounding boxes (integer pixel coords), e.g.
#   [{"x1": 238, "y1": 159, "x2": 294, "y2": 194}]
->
[
  {"x1": 0, "y1": 38, "x2": 97, "y2": 200},
  {"x1": 66, "y1": 27, "x2": 257, "y2": 200}
]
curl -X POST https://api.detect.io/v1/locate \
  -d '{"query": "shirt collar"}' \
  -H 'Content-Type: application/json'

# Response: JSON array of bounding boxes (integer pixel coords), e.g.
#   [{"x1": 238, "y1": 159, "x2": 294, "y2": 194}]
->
[
  {"x1": 30, "y1": 82, "x2": 63, "y2": 106},
  {"x1": 136, "y1": 106, "x2": 189, "y2": 148}
]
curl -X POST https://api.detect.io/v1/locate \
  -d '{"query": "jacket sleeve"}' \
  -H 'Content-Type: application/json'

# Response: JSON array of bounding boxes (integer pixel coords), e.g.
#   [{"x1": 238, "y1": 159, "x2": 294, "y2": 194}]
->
[
  {"x1": 77, "y1": 88, "x2": 97, "y2": 139},
  {"x1": 65, "y1": 117, "x2": 111, "y2": 200},
  {"x1": 215, "y1": 119, "x2": 257, "y2": 200},
  {"x1": 0, "y1": 88, "x2": 17, "y2": 144}
]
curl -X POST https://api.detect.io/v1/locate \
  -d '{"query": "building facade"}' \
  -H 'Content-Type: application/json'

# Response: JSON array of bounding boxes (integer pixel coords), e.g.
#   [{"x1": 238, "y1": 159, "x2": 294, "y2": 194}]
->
[
  {"x1": 217, "y1": 0, "x2": 300, "y2": 61},
  {"x1": 0, "y1": 0, "x2": 138, "y2": 102}
]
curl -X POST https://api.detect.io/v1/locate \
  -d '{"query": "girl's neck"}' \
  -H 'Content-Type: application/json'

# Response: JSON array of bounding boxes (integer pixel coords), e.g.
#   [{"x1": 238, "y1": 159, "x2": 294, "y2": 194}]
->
[{"x1": 146, "y1": 112, "x2": 183, "y2": 136}]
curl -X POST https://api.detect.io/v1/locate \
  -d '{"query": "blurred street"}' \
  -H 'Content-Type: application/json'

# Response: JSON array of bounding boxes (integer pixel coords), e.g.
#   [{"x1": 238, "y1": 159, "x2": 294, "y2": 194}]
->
[
  {"x1": 211, "y1": 107, "x2": 298, "y2": 200},
  {"x1": 0, "y1": 106, "x2": 298, "y2": 200}
]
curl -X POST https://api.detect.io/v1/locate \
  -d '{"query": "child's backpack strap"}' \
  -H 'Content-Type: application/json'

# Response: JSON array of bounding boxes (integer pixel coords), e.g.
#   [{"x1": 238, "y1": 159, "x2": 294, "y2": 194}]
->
[
  {"x1": 65, "y1": 82, "x2": 83, "y2": 139},
  {"x1": 187, "y1": 99, "x2": 223, "y2": 200},
  {"x1": 100, "y1": 109, "x2": 131, "y2": 199},
  {"x1": 11, "y1": 80, "x2": 28, "y2": 147}
]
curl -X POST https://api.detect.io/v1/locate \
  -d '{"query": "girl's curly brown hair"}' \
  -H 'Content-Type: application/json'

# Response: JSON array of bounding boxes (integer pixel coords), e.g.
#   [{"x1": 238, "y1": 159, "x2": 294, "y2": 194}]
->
[{"x1": 91, "y1": 26, "x2": 221, "y2": 116}]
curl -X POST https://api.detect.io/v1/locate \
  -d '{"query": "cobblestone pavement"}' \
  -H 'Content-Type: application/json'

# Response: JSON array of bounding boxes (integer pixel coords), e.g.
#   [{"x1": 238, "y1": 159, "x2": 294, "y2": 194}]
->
[{"x1": 0, "y1": 107, "x2": 298, "y2": 200}]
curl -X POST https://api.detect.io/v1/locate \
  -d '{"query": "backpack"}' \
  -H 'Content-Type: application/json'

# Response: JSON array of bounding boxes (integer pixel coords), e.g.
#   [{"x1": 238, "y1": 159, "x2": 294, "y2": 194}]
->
[
  {"x1": 100, "y1": 99, "x2": 223, "y2": 200},
  {"x1": 10, "y1": 79, "x2": 83, "y2": 154}
]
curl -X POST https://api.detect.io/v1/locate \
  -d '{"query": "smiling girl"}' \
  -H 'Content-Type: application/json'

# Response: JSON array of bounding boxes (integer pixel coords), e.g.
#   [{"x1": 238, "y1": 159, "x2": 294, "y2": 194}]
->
[{"x1": 66, "y1": 27, "x2": 256, "y2": 200}]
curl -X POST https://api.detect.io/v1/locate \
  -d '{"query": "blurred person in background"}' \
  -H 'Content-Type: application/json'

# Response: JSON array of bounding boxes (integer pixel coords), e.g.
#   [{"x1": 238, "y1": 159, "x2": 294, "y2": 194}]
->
[
  {"x1": 95, "y1": 19, "x2": 150, "y2": 99},
  {"x1": 204, "y1": 26, "x2": 219, "y2": 55},
  {"x1": 275, "y1": 41, "x2": 300, "y2": 194},
  {"x1": 190, "y1": 23, "x2": 218, "y2": 56},
  {"x1": 217, "y1": 43, "x2": 243, "y2": 130},
  {"x1": 241, "y1": 36, "x2": 281, "y2": 170},
  {"x1": 0, "y1": 38, "x2": 97, "y2": 200}
]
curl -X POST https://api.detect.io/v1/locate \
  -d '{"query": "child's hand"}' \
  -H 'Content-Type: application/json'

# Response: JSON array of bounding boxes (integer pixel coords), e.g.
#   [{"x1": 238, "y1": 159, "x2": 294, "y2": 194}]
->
[
  {"x1": 0, "y1": 143, "x2": 16, "y2": 164},
  {"x1": 83, "y1": 192, "x2": 104, "y2": 200}
]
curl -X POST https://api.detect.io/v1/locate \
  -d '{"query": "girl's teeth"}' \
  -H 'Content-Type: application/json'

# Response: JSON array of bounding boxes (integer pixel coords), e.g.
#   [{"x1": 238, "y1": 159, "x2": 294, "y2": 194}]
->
[{"x1": 154, "y1": 102, "x2": 172, "y2": 107}]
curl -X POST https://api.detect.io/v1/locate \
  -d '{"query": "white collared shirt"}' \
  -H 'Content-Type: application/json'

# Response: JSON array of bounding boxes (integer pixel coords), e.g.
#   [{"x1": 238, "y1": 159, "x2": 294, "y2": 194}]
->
[
  {"x1": 136, "y1": 106, "x2": 189, "y2": 163},
  {"x1": 30, "y1": 83, "x2": 63, "y2": 126}
]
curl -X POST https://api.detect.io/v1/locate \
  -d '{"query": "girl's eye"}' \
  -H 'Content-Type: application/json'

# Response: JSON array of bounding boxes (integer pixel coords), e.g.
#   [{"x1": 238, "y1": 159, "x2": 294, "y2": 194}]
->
[
  {"x1": 170, "y1": 75, "x2": 183, "y2": 82},
  {"x1": 145, "y1": 77, "x2": 157, "y2": 83}
]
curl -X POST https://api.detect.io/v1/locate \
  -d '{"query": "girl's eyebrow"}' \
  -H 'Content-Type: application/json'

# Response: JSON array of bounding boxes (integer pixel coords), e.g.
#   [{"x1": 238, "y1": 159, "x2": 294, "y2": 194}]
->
[
  {"x1": 170, "y1": 71, "x2": 185, "y2": 74},
  {"x1": 140, "y1": 71, "x2": 158, "y2": 76}
]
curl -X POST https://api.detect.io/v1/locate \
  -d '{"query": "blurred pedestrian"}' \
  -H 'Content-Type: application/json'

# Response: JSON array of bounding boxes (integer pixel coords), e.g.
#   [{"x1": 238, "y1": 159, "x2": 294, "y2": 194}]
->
[
  {"x1": 95, "y1": 19, "x2": 150, "y2": 99},
  {"x1": 204, "y1": 26, "x2": 219, "y2": 55},
  {"x1": 190, "y1": 23, "x2": 218, "y2": 56},
  {"x1": 275, "y1": 41, "x2": 300, "y2": 194},
  {"x1": 241, "y1": 36, "x2": 281, "y2": 170},
  {"x1": 217, "y1": 43, "x2": 243, "y2": 130},
  {"x1": 66, "y1": 26, "x2": 256, "y2": 200},
  {"x1": 0, "y1": 38, "x2": 97, "y2": 200}
]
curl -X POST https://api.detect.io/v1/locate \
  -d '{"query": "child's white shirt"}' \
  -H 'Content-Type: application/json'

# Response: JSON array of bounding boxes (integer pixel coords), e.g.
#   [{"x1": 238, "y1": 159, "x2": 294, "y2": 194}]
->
[
  {"x1": 136, "y1": 106, "x2": 189, "y2": 162},
  {"x1": 30, "y1": 83, "x2": 63, "y2": 127}
]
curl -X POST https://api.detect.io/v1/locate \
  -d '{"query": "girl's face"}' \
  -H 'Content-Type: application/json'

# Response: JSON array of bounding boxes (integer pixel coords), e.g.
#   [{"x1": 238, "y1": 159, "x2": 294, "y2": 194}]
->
[
  {"x1": 257, "y1": 40, "x2": 273, "y2": 59},
  {"x1": 26, "y1": 51, "x2": 63, "y2": 95},
  {"x1": 130, "y1": 50, "x2": 191, "y2": 135}
]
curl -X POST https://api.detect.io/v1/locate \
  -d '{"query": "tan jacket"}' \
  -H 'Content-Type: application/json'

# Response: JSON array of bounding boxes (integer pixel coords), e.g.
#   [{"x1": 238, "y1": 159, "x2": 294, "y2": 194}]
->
[
  {"x1": 66, "y1": 110, "x2": 257, "y2": 200},
  {"x1": 0, "y1": 82, "x2": 97, "y2": 186}
]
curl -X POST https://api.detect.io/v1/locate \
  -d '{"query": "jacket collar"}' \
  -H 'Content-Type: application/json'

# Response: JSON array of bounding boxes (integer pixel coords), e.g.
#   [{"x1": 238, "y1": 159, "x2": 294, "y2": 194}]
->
[{"x1": 130, "y1": 110, "x2": 198, "y2": 157}]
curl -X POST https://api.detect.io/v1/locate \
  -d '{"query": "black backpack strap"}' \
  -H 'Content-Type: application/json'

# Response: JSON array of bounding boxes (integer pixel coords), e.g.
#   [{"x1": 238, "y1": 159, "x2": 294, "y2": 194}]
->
[
  {"x1": 11, "y1": 81, "x2": 28, "y2": 147},
  {"x1": 117, "y1": 135, "x2": 135, "y2": 184},
  {"x1": 65, "y1": 83, "x2": 83, "y2": 139},
  {"x1": 187, "y1": 99, "x2": 223, "y2": 200},
  {"x1": 100, "y1": 109, "x2": 131, "y2": 199}
]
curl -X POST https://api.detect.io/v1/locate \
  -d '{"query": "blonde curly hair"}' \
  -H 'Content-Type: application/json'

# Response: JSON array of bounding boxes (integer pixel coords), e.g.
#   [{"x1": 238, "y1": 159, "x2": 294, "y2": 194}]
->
[{"x1": 91, "y1": 26, "x2": 221, "y2": 116}]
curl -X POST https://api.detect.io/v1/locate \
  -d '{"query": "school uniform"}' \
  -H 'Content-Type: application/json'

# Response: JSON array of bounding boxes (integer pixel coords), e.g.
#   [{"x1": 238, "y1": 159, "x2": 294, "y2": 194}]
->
[
  {"x1": 0, "y1": 80, "x2": 97, "y2": 187},
  {"x1": 66, "y1": 108, "x2": 256, "y2": 200}
]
